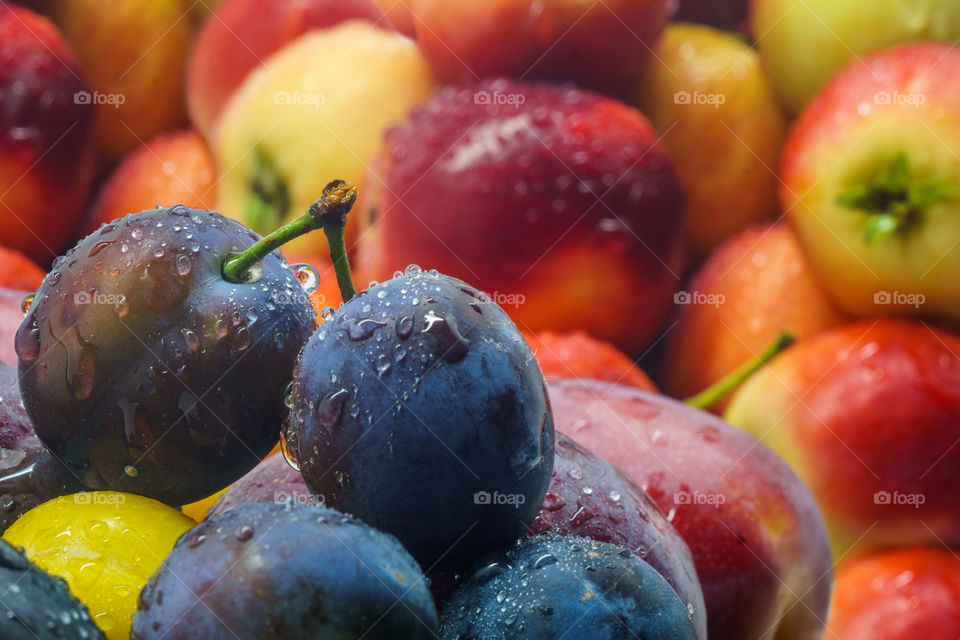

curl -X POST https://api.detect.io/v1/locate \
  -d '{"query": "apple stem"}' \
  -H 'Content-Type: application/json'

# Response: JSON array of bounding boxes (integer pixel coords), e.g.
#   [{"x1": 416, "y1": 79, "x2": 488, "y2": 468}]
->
[
  {"x1": 222, "y1": 180, "x2": 358, "y2": 302},
  {"x1": 685, "y1": 330, "x2": 795, "y2": 411}
]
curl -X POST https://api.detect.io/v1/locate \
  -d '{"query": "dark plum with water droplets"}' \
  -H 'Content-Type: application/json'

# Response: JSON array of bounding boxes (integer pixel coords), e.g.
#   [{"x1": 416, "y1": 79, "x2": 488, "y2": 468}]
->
[
  {"x1": 132, "y1": 501, "x2": 438, "y2": 639},
  {"x1": 15, "y1": 206, "x2": 316, "y2": 506},
  {"x1": 0, "y1": 361, "x2": 82, "y2": 532},
  {"x1": 439, "y1": 533, "x2": 699, "y2": 640},
  {"x1": 0, "y1": 538, "x2": 104, "y2": 639},
  {"x1": 530, "y1": 434, "x2": 706, "y2": 639},
  {"x1": 288, "y1": 267, "x2": 554, "y2": 569}
]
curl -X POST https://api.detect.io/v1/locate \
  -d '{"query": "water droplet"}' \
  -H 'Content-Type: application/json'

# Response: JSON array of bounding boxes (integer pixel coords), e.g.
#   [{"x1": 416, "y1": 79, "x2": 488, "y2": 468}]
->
[
  {"x1": 396, "y1": 315, "x2": 414, "y2": 340},
  {"x1": 123, "y1": 465, "x2": 138, "y2": 478},
  {"x1": 69, "y1": 337, "x2": 98, "y2": 401},
  {"x1": 320, "y1": 307, "x2": 335, "y2": 320},
  {"x1": 422, "y1": 310, "x2": 470, "y2": 362},
  {"x1": 87, "y1": 240, "x2": 114, "y2": 257},
  {"x1": 345, "y1": 318, "x2": 385, "y2": 341},
  {"x1": 582, "y1": 486, "x2": 594, "y2": 495},
  {"x1": 152, "y1": 247, "x2": 165, "y2": 259},
  {"x1": 175, "y1": 255, "x2": 191, "y2": 276},
  {"x1": 291, "y1": 263, "x2": 319, "y2": 294},
  {"x1": 14, "y1": 325, "x2": 40, "y2": 363},
  {"x1": 394, "y1": 344, "x2": 407, "y2": 361},
  {"x1": 317, "y1": 388, "x2": 349, "y2": 430},
  {"x1": 280, "y1": 429, "x2": 300, "y2": 471},
  {"x1": 235, "y1": 525, "x2": 254, "y2": 542},
  {"x1": 215, "y1": 318, "x2": 228, "y2": 340},
  {"x1": 235, "y1": 326, "x2": 251, "y2": 351},
  {"x1": 568, "y1": 468, "x2": 584, "y2": 480},
  {"x1": 404, "y1": 264, "x2": 421, "y2": 275},
  {"x1": 533, "y1": 553, "x2": 558, "y2": 569},
  {"x1": 376, "y1": 354, "x2": 392, "y2": 376},
  {"x1": 20, "y1": 293, "x2": 35, "y2": 315},
  {"x1": 187, "y1": 532, "x2": 206, "y2": 548},
  {"x1": 609, "y1": 491, "x2": 621, "y2": 502},
  {"x1": 474, "y1": 562, "x2": 511, "y2": 586},
  {"x1": 181, "y1": 329, "x2": 200, "y2": 354},
  {"x1": 282, "y1": 382, "x2": 294, "y2": 409},
  {"x1": 393, "y1": 270, "x2": 404, "y2": 278}
]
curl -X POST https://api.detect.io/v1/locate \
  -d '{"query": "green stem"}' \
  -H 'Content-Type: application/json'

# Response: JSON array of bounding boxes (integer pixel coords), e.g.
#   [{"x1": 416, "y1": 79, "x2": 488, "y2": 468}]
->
[
  {"x1": 222, "y1": 180, "x2": 358, "y2": 303},
  {"x1": 685, "y1": 330, "x2": 795, "y2": 411}
]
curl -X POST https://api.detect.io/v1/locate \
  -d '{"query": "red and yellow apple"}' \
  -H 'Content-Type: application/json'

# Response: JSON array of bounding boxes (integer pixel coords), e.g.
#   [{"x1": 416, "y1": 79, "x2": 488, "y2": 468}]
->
[{"x1": 522, "y1": 330, "x2": 657, "y2": 391}]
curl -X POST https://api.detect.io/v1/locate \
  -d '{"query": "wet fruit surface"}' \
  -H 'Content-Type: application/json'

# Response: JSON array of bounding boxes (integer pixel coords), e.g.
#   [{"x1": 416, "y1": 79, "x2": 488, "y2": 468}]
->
[
  {"x1": 529, "y1": 434, "x2": 706, "y2": 639},
  {"x1": 3, "y1": 492, "x2": 194, "y2": 640},
  {"x1": 132, "y1": 502, "x2": 438, "y2": 639},
  {"x1": 439, "y1": 533, "x2": 699, "y2": 639},
  {"x1": 0, "y1": 538, "x2": 104, "y2": 640},
  {"x1": 290, "y1": 267, "x2": 554, "y2": 568},
  {"x1": 15, "y1": 207, "x2": 316, "y2": 505},
  {"x1": 0, "y1": 361, "x2": 83, "y2": 532},
  {"x1": 205, "y1": 451, "x2": 315, "y2": 520}
]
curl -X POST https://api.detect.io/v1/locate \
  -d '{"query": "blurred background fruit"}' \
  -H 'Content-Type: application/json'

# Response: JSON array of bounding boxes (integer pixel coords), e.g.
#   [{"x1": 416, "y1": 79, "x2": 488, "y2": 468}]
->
[
  {"x1": 0, "y1": 288, "x2": 29, "y2": 366},
  {"x1": 373, "y1": 0, "x2": 415, "y2": 36},
  {"x1": 673, "y1": 0, "x2": 749, "y2": 32},
  {"x1": 187, "y1": 0, "x2": 388, "y2": 136},
  {"x1": 0, "y1": 5, "x2": 96, "y2": 265},
  {"x1": 359, "y1": 78, "x2": 685, "y2": 354},
  {"x1": 42, "y1": 0, "x2": 193, "y2": 164},
  {"x1": 214, "y1": 21, "x2": 435, "y2": 255},
  {"x1": 3, "y1": 492, "x2": 194, "y2": 639},
  {"x1": 636, "y1": 23, "x2": 787, "y2": 260},
  {"x1": 726, "y1": 319, "x2": 960, "y2": 555},
  {"x1": 522, "y1": 330, "x2": 657, "y2": 390},
  {"x1": 664, "y1": 223, "x2": 848, "y2": 411},
  {"x1": 782, "y1": 43, "x2": 960, "y2": 321},
  {"x1": 0, "y1": 246, "x2": 44, "y2": 291},
  {"x1": 753, "y1": 0, "x2": 960, "y2": 112},
  {"x1": 84, "y1": 130, "x2": 216, "y2": 234}
]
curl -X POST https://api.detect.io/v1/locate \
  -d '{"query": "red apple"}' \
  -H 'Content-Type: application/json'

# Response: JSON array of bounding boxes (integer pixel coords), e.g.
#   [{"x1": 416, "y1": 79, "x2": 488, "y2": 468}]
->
[
  {"x1": 550, "y1": 379, "x2": 832, "y2": 640},
  {"x1": 409, "y1": 0, "x2": 669, "y2": 94},
  {"x1": 826, "y1": 547, "x2": 960, "y2": 640},
  {"x1": 726, "y1": 319, "x2": 960, "y2": 555},
  {"x1": 0, "y1": 246, "x2": 44, "y2": 292},
  {"x1": 0, "y1": 5, "x2": 96, "y2": 265},
  {"x1": 522, "y1": 330, "x2": 657, "y2": 390},
  {"x1": 187, "y1": 0, "x2": 387, "y2": 135},
  {"x1": 360, "y1": 78, "x2": 685, "y2": 354},
  {"x1": 664, "y1": 223, "x2": 848, "y2": 411}
]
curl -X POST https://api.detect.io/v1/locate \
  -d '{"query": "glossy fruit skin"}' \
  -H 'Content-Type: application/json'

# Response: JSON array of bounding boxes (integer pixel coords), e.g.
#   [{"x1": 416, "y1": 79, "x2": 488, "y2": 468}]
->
[
  {"x1": 205, "y1": 451, "x2": 315, "y2": 520},
  {"x1": 290, "y1": 269, "x2": 554, "y2": 568},
  {"x1": 530, "y1": 434, "x2": 706, "y2": 639},
  {"x1": 521, "y1": 330, "x2": 657, "y2": 390},
  {"x1": 361, "y1": 78, "x2": 685, "y2": 354},
  {"x1": 3, "y1": 492, "x2": 194, "y2": 640},
  {"x1": 15, "y1": 207, "x2": 316, "y2": 506},
  {"x1": 0, "y1": 361, "x2": 82, "y2": 532},
  {"x1": 0, "y1": 539, "x2": 104, "y2": 640},
  {"x1": 439, "y1": 533, "x2": 699, "y2": 639},
  {"x1": 0, "y1": 6, "x2": 97, "y2": 265},
  {"x1": 132, "y1": 502, "x2": 439, "y2": 639}
]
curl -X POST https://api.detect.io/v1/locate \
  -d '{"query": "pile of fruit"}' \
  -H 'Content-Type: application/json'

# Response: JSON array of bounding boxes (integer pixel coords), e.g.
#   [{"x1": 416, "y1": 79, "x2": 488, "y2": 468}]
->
[{"x1": 1, "y1": 0, "x2": 959, "y2": 638}]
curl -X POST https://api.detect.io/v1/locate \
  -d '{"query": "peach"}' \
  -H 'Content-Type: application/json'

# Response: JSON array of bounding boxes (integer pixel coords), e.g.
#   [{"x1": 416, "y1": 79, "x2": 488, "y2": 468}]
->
[
  {"x1": 725, "y1": 319, "x2": 960, "y2": 555},
  {"x1": 550, "y1": 379, "x2": 832, "y2": 640},
  {"x1": 187, "y1": 0, "x2": 387, "y2": 135},
  {"x1": 663, "y1": 223, "x2": 848, "y2": 411},
  {"x1": 522, "y1": 330, "x2": 657, "y2": 391}
]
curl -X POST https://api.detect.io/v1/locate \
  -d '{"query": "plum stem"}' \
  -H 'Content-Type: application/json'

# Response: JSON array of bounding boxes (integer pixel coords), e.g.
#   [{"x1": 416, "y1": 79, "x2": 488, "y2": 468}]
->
[
  {"x1": 685, "y1": 330, "x2": 795, "y2": 411},
  {"x1": 222, "y1": 180, "x2": 358, "y2": 302}
]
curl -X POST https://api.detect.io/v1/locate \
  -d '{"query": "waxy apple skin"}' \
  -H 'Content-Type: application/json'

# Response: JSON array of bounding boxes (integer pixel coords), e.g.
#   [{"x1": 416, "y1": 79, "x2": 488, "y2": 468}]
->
[
  {"x1": 726, "y1": 319, "x2": 960, "y2": 556},
  {"x1": 782, "y1": 43, "x2": 960, "y2": 321},
  {"x1": 550, "y1": 379, "x2": 832, "y2": 640}
]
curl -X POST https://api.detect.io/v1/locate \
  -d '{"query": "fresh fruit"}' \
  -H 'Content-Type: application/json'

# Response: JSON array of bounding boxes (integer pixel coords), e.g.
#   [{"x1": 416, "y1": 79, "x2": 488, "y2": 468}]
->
[
  {"x1": 0, "y1": 361, "x2": 82, "y2": 532},
  {"x1": 551, "y1": 379, "x2": 832, "y2": 640},
  {"x1": 178, "y1": 486, "x2": 227, "y2": 522},
  {"x1": 214, "y1": 22, "x2": 435, "y2": 254},
  {"x1": 0, "y1": 5, "x2": 97, "y2": 265},
  {"x1": 522, "y1": 330, "x2": 657, "y2": 390},
  {"x1": 0, "y1": 288, "x2": 29, "y2": 367},
  {"x1": 85, "y1": 130, "x2": 217, "y2": 235},
  {"x1": 725, "y1": 319, "x2": 960, "y2": 555},
  {"x1": 0, "y1": 246, "x2": 45, "y2": 291},
  {"x1": 289, "y1": 266, "x2": 554, "y2": 568},
  {"x1": 3, "y1": 492, "x2": 195, "y2": 639},
  {"x1": 439, "y1": 533, "x2": 699, "y2": 639},
  {"x1": 205, "y1": 451, "x2": 315, "y2": 520},
  {"x1": 44, "y1": 0, "x2": 192, "y2": 163},
  {"x1": 374, "y1": 0, "x2": 415, "y2": 36},
  {"x1": 187, "y1": 0, "x2": 387, "y2": 135},
  {"x1": 132, "y1": 502, "x2": 439, "y2": 639},
  {"x1": 782, "y1": 43, "x2": 960, "y2": 320},
  {"x1": 0, "y1": 539, "x2": 104, "y2": 640},
  {"x1": 673, "y1": 0, "x2": 749, "y2": 32},
  {"x1": 15, "y1": 193, "x2": 330, "y2": 505},
  {"x1": 360, "y1": 78, "x2": 685, "y2": 353},
  {"x1": 410, "y1": 0, "x2": 669, "y2": 94},
  {"x1": 635, "y1": 23, "x2": 787, "y2": 258},
  {"x1": 530, "y1": 434, "x2": 706, "y2": 639},
  {"x1": 753, "y1": 0, "x2": 960, "y2": 112},
  {"x1": 826, "y1": 547, "x2": 960, "y2": 640},
  {"x1": 664, "y1": 223, "x2": 848, "y2": 411}
]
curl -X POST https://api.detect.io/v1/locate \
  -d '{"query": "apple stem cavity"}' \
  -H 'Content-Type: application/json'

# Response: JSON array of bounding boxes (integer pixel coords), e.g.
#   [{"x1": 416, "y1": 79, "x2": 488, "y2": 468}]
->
[
  {"x1": 685, "y1": 330, "x2": 795, "y2": 411},
  {"x1": 222, "y1": 179, "x2": 358, "y2": 302},
  {"x1": 837, "y1": 152, "x2": 958, "y2": 242}
]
